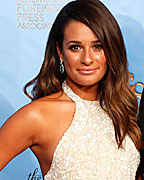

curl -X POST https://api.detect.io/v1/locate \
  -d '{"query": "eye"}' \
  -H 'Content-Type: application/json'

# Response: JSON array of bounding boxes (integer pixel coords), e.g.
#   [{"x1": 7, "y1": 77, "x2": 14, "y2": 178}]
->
[
  {"x1": 69, "y1": 45, "x2": 80, "y2": 51},
  {"x1": 93, "y1": 44, "x2": 103, "y2": 51}
]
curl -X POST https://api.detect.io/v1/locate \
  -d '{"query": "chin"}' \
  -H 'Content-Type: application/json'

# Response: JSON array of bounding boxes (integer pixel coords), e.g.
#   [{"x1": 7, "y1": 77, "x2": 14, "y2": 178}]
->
[
  {"x1": 66, "y1": 74, "x2": 104, "y2": 87},
  {"x1": 74, "y1": 78, "x2": 100, "y2": 87}
]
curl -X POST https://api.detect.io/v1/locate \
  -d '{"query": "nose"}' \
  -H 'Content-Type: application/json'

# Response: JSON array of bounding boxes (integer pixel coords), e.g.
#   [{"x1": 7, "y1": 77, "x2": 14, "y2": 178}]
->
[{"x1": 81, "y1": 48, "x2": 93, "y2": 65}]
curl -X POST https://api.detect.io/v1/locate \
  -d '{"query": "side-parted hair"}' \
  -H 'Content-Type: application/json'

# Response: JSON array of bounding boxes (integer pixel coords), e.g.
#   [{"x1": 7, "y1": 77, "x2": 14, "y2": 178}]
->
[{"x1": 24, "y1": 0, "x2": 141, "y2": 149}]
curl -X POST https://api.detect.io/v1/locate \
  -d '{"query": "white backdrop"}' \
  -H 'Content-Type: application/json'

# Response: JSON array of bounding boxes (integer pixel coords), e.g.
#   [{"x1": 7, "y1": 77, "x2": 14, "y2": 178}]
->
[{"x1": 0, "y1": 0, "x2": 144, "y2": 179}]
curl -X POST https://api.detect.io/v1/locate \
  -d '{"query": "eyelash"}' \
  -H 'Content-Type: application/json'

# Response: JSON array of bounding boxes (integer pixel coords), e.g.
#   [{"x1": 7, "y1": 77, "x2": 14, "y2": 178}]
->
[
  {"x1": 93, "y1": 44, "x2": 103, "y2": 50},
  {"x1": 68, "y1": 44, "x2": 103, "y2": 51},
  {"x1": 69, "y1": 45, "x2": 80, "y2": 50}
]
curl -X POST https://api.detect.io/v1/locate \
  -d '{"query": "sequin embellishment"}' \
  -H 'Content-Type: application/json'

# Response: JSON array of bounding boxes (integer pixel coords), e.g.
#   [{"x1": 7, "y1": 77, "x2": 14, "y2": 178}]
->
[{"x1": 44, "y1": 81, "x2": 140, "y2": 180}]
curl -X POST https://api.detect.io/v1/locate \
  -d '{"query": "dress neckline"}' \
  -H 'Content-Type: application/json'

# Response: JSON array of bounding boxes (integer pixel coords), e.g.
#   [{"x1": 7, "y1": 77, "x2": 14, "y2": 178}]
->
[{"x1": 62, "y1": 81, "x2": 99, "y2": 105}]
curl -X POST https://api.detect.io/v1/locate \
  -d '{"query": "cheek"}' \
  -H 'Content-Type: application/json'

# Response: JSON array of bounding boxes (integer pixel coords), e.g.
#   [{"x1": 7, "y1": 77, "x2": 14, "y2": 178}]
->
[
  {"x1": 63, "y1": 53, "x2": 79, "y2": 67},
  {"x1": 96, "y1": 53, "x2": 107, "y2": 68}
]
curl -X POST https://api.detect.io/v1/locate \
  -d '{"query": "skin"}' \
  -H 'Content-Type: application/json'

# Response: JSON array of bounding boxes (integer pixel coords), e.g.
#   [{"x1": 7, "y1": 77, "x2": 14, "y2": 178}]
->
[
  {"x1": 57, "y1": 20, "x2": 107, "y2": 101},
  {"x1": 0, "y1": 20, "x2": 142, "y2": 179}
]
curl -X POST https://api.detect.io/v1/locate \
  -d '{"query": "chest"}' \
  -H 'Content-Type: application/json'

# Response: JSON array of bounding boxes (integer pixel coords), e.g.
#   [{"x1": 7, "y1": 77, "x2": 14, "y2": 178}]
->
[{"x1": 44, "y1": 104, "x2": 140, "y2": 180}]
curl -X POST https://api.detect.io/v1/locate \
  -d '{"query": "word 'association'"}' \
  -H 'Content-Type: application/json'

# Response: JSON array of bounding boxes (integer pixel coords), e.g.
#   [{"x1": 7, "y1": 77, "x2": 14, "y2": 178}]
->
[{"x1": 17, "y1": 22, "x2": 51, "y2": 29}]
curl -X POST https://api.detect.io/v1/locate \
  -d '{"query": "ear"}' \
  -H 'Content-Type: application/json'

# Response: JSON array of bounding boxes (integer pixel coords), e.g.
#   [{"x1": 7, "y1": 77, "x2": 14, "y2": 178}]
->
[{"x1": 56, "y1": 43, "x2": 64, "y2": 62}]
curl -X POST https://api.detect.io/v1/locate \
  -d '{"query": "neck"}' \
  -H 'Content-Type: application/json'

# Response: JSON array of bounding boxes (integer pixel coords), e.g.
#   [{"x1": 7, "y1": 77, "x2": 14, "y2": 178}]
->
[{"x1": 66, "y1": 79, "x2": 99, "y2": 101}]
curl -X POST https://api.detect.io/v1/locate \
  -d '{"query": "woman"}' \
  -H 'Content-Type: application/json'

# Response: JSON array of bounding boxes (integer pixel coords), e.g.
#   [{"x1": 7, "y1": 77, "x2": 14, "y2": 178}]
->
[{"x1": 0, "y1": 0, "x2": 142, "y2": 179}]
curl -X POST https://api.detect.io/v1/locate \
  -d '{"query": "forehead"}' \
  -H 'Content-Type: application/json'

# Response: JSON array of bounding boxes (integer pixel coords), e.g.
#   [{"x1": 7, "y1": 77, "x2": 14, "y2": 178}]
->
[{"x1": 63, "y1": 20, "x2": 98, "y2": 42}]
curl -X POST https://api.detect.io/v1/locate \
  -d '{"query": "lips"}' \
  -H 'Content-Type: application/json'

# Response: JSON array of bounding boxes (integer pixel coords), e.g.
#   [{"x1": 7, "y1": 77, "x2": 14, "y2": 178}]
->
[{"x1": 78, "y1": 68, "x2": 97, "y2": 75}]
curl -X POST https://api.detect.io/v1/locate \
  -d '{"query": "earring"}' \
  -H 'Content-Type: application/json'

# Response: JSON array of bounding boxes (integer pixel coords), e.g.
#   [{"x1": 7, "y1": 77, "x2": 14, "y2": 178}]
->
[{"x1": 60, "y1": 58, "x2": 64, "y2": 74}]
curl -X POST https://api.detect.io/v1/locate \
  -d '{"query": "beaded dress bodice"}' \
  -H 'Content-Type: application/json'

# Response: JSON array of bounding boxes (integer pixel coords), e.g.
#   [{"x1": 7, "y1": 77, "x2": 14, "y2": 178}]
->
[{"x1": 44, "y1": 81, "x2": 140, "y2": 180}]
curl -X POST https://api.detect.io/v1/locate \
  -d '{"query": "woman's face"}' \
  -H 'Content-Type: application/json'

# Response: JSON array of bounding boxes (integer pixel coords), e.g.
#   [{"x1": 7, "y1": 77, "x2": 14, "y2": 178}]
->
[{"x1": 57, "y1": 20, "x2": 107, "y2": 87}]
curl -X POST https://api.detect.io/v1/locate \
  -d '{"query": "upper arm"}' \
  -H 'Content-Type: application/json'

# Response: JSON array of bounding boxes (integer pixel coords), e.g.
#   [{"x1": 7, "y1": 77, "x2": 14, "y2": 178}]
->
[{"x1": 0, "y1": 102, "x2": 41, "y2": 171}]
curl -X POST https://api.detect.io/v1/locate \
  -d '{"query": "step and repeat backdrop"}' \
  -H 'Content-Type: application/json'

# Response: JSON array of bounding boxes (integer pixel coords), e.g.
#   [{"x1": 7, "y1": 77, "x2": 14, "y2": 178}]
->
[{"x1": 0, "y1": 0, "x2": 144, "y2": 179}]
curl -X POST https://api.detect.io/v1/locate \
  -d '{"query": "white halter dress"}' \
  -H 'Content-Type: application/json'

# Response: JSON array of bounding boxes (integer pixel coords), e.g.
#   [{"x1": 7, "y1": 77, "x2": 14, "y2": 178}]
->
[{"x1": 44, "y1": 81, "x2": 140, "y2": 180}]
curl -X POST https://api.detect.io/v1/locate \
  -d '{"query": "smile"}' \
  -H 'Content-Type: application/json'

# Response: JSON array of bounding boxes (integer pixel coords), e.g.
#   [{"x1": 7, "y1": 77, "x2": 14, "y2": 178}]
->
[{"x1": 78, "y1": 68, "x2": 97, "y2": 75}]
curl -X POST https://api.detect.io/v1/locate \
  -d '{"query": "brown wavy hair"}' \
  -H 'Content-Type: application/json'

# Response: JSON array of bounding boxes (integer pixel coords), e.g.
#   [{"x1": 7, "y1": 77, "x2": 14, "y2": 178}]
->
[{"x1": 24, "y1": 0, "x2": 141, "y2": 149}]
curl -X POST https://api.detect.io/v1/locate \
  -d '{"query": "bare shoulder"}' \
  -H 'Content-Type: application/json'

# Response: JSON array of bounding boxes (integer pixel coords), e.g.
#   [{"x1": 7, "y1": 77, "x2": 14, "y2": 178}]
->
[
  {"x1": 0, "y1": 91, "x2": 75, "y2": 170},
  {"x1": 11, "y1": 91, "x2": 74, "y2": 130},
  {"x1": 1, "y1": 91, "x2": 74, "y2": 139},
  {"x1": 1, "y1": 90, "x2": 75, "y2": 149},
  {"x1": 35, "y1": 91, "x2": 74, "y2": 113},
  {"x1": 29, "y1": 90, "x2": 73, "y2": 114},
  {"x1": 0, "y1": 90, "x2": 74, "y2": 145}
]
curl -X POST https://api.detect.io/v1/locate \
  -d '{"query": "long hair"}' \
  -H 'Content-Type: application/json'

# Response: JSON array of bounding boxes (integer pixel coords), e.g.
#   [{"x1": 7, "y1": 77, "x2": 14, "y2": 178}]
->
[{"x1": 24, "y1": 0, "x2": 141, "y2": 149}]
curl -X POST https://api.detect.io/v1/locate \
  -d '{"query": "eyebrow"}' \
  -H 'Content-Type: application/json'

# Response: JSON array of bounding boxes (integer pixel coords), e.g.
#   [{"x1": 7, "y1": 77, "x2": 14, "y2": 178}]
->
[
  {"x1": 91, "y1": 40, "x2": 100, "y2": 44},
  {"x1": 66, "y1": 40, "x2": 100, "y2": 45}
]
